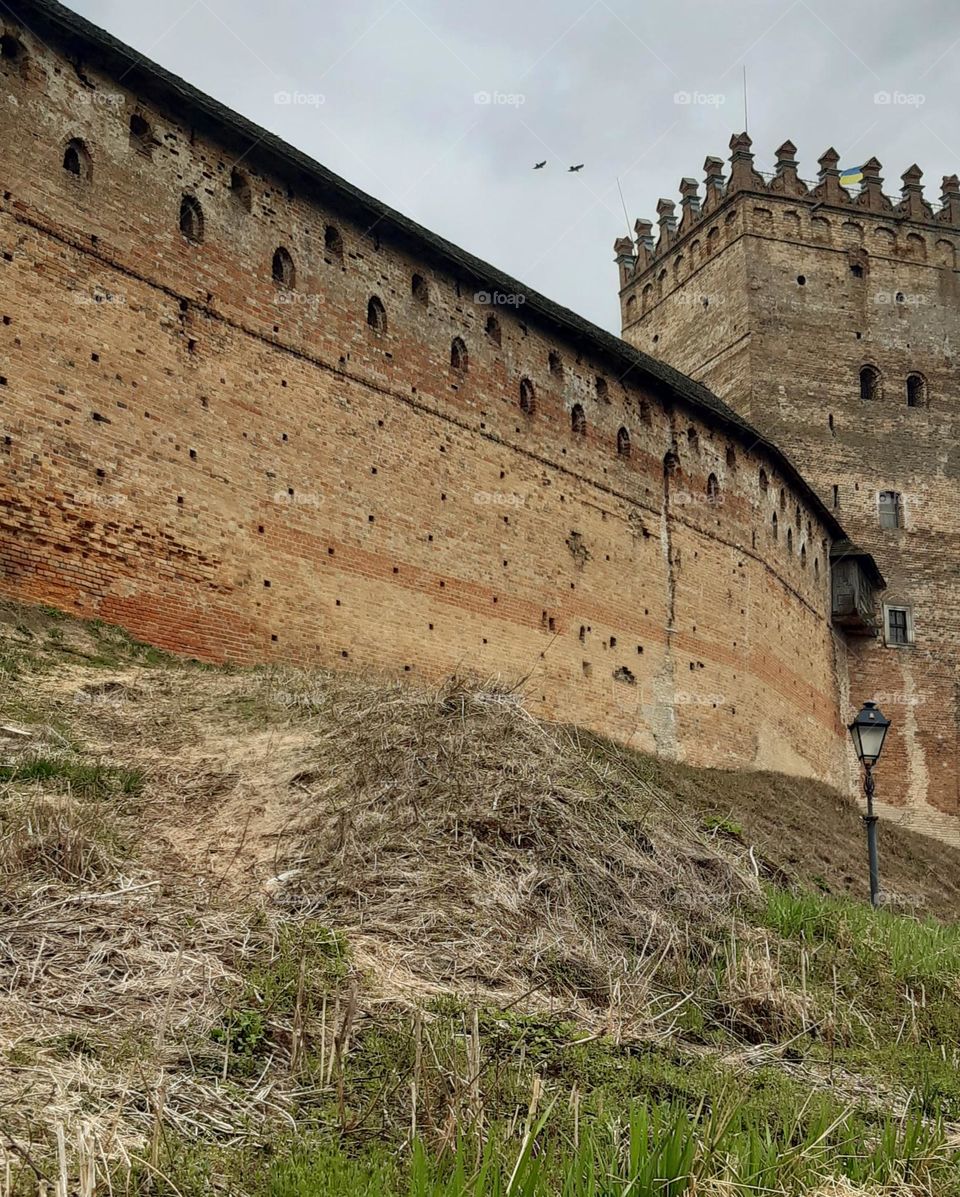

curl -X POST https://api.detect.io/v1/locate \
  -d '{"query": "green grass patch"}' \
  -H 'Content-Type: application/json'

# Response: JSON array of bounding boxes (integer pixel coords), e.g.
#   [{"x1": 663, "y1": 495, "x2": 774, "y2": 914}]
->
[
  {"x1": 762, "y1": 889, "x2": 960, "y2": 985},
  {"x1": 86, "y1": 618, "x2": 188, "y2": 668},
  {"x1": 702, "y1": 814, "x2": 744, "y2": 839},
  {"x1": 211, "y1": 922, "x2": 349, "y2": 1076},
  {"x1": 755, "y1": 887, "x2": 960, "y2": 1115},
  {"x1": 0, "y1": 754, "x2": 145, "y2": 798},
  {"x1": 116, "y1": 1089, "x2": 960, "y2": 1197}
]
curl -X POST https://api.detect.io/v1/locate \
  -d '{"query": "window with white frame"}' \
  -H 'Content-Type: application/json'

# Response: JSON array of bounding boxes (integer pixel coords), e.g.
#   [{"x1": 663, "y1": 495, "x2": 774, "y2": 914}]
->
[{"x1": 883, "y1": 603, "x2": 914, "y2": 646}]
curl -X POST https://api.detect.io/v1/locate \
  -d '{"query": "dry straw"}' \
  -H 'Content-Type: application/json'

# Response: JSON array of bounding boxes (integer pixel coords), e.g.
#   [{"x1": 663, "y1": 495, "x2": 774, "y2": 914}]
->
[{"x1": 254, "y1": 669, "x2": 761, "y2": 1030}]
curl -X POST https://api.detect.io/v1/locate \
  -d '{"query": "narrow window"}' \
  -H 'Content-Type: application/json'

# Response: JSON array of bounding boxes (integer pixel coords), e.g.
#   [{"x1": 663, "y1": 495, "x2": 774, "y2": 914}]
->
[
  {"x1": 639, "y1": 399, "x2": 652, "y2": 425},
  {"x1": 779, "y1": 488, "x2": 786, "y2": 512},
  {"x1": 758, "y1": 467, "x2": 768, "y2": 493},
  {"x1": 687, "y1": 426, "x2": 699, "y2": 451},
  {"x1": 595, "y1": 376, "x2": 609, "y2": 402},
  {"x1": 706, "y1": 473, "x2": 719, "y2": 503},
  {"x1": 411, "y1": 273, "x2": 428, "y2": 305},
  {"x1": 367, "y1": 295, "x2": 387, "y2": 334},
  {"x1": 800, "y1": 544, "x2": 807, "y2": 568},
  {"x1": 548, "y1": 350, "x2": 563, "y2": 376},
  {"x1": 325, "y1": 225, "x2": 344, "y2": 260},
  {"x1": 571, "y1": 404, "x2": 586, "y2": 436},
  {"x1": 179, "y1": 195, "x2": 204, "y2": 243},
  {"x1": 519, "y1": 378, "x2": 535, "y2": 415},
  {"x1": 62, "y1": 137, "x2": 91, "y2": 181},
  {"x1": 450, "y1": 337, "x2": 468, "y2": 372},
  {"x1": 859, "y1": 364, "x2": 881, "y2": 401},
  {"x1": 129, "y1": 113, "x2": 152, "y2": 156},
  {"x1": 485, "y1": 314, "x2": 501, "y2": 346},
  {"x1": 832, "y1": 484, "x2": 839, "y2": 509},
  {"x1": 906, "y1": 373, "x2": 927, "y2": 407},
  {"x1": 617, "y1": 426, "x2": 630, "y2": 457},
  {"x1": 272, "y1": 246, "x2": 295, "y2": 288},
  {"x1": 725, "y1": 445, "x2": 736, "y2": 470},
  {"x1": 771, "y1": 512, "x2": 778, "y2": 539},
  {"x1": 229, "y1": 168, "x2": 252, "y2": 211},
  {"x1": 884, "y1": 604, "x2": 913, "y2": 646},
  {"x1": 878, "y1": 490, "x2": 902, "y2": 529},
  {"x1": 786, "y1": 527, "x2": 793, "y2": 552}
]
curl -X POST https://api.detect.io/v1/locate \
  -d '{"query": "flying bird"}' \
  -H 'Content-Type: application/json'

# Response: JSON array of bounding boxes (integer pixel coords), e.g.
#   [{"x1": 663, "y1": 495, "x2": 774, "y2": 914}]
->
[
  {"x1": 568, "y1": 164, "x2": 584, "y2": 172},
  {"x1": 533, "y1": 160, "x2": 547, "y2": 169}
]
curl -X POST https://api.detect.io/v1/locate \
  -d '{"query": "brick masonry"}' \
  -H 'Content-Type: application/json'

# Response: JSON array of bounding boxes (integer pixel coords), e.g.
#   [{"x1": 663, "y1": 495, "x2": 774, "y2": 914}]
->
[
  {"x1": 620, "y1": 134, "x2": 960, "y2": 843},
  {"x1": 0, "y1": 4, "x2": 882, "y2": 807}
]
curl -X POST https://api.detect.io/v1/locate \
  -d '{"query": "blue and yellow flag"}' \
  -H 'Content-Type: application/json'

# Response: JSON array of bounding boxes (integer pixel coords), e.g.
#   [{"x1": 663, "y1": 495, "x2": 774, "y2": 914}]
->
[{"x1": 839, "y1": 166, "x2": 864, "y2": 186}]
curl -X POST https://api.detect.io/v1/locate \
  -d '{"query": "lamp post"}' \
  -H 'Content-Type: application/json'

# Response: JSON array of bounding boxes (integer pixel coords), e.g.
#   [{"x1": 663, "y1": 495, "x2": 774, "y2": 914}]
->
[{"x1": 847, "y1": 700, "x2": 891, "y2": 909}]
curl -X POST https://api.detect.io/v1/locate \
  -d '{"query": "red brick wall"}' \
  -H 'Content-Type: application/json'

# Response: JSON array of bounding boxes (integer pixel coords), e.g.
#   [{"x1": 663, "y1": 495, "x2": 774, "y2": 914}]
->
[
  {"x1": 621, "y1": 144, "x2": 960, "y2": 842},
  {"x1": 0, "y1": 20, "x2": 850, "y2": 789}
]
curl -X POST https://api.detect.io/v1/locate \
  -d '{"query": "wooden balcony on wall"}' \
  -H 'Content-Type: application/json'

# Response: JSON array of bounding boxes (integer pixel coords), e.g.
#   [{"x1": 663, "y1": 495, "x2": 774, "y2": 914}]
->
[{"x1": 831, "y1": 542, "x2": 886, "y2": 636}]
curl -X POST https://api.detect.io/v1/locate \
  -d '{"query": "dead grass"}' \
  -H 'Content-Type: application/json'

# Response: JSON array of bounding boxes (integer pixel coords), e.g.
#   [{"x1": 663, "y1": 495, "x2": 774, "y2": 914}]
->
[
  {"x1": 237, "y1": 669, "x2": 759, "y2": 1030},
  {"x1": 0, "y1": 790, "x2": 117, "y2": 883},
  {"x1": 648, "y1": 759, "x2": 960, "y2": 921},
  {"x1": 718, "y1": 929, "x2": 826, "y2": 1045},
  {"x1": 0, "y1": 854, "x2": 254, "y2": 1156}
]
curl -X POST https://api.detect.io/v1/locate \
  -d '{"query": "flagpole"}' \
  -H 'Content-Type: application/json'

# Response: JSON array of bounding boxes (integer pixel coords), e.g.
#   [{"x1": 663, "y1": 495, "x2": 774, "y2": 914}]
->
[
  {"x1": 743, "y1": 65, "x2": 749, "y2": 134},
  {"x1": 616, "y1": 177, "x2": 632, "y2": 241}
]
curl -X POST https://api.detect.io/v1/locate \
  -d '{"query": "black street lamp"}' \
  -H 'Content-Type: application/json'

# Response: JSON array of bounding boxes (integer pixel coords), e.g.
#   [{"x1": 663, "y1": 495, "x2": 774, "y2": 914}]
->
[{"x1": 848, "y1": 700, "x2": 891, "y2": 908}]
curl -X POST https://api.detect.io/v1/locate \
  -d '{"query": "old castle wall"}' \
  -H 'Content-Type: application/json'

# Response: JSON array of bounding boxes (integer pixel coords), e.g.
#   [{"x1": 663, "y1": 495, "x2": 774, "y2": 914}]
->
[
  {"x1": 620, "y1": 139, "x2": 960, "y2": 841},
  {"x1": 0, "y1": 9, "x2": 855, "y2": 790}
]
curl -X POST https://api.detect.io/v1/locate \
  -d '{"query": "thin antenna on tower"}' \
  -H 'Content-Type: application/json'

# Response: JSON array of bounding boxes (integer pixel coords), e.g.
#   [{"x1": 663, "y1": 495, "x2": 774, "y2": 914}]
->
[
  {"x1": 616, "y1": 177, "x2": 632, "y2": 241},
  {"x1": 743, "y1": 65, "x2": 749, "y2": 134}
]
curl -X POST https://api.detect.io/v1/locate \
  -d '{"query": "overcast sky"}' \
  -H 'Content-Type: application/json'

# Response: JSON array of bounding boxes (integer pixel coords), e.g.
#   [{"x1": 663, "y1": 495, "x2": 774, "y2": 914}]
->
[{"x1": 69, "y1": 0, "x2": 960, "y2": 332}]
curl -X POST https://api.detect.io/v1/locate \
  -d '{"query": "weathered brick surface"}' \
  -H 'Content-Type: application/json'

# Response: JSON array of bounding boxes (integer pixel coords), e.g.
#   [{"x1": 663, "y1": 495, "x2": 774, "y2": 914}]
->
[
  {"x1": 621, "y1": 135, "x2": 960, "y2": 842},
  {"x1": 0, "y1": 14, "x2": 863, "y2": 795}
]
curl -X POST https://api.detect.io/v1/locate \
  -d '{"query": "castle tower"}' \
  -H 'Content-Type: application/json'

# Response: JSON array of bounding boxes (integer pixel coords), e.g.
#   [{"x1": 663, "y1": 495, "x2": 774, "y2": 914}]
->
[{"x1": 617, "y1": 133, "x2": 960, "y2": 842}]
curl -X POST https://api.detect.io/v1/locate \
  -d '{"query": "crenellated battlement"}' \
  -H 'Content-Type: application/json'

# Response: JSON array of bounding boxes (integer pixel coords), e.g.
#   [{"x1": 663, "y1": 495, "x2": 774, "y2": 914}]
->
[{"x1": 614, "y1": 132, "x2": 960, "y2": 287}]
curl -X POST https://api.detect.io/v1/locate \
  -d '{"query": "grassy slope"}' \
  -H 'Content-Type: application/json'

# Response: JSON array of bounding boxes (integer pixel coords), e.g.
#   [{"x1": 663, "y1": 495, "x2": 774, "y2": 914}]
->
[{"x1": 0, "y1": 600, "x2": 958, "y2": 1196}]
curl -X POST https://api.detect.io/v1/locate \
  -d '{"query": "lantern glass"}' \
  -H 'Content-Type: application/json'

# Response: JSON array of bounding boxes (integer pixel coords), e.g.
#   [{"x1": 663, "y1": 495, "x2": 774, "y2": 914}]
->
[{"x1": 849, "y1": 701, "x2": 890, "y2": 766}]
